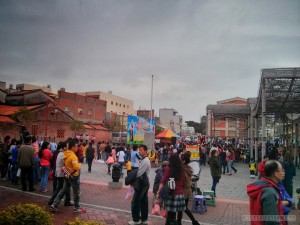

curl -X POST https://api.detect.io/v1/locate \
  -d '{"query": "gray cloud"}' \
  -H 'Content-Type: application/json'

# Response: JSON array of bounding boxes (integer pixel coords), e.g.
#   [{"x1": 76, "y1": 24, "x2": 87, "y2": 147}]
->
[{"x1": 0, "y1": 0, "x2": 300, "y2": 121}]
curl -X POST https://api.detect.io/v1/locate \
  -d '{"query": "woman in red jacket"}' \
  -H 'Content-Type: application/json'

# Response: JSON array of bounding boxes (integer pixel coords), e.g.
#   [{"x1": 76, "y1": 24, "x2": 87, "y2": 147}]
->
[{"x1": 39, "y1": 141, "x2": 53, "y2": 192}]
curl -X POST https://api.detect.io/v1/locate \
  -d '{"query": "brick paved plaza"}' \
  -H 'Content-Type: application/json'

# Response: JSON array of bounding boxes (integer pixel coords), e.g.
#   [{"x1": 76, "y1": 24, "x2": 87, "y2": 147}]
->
[{"x1": 0, "y1": 162, "x2": 299, "y2": 225}]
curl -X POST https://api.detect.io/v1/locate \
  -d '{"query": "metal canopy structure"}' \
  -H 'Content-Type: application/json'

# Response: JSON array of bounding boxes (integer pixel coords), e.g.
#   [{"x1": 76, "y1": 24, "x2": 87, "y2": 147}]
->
[
  {"x1": 206, "y1": 67, "x2": 300, "y2": 162},
  {"x1": 252, "y1": 68, "x2": 300, "y2": 116},
  {"x1": 206, "y1": 104, "x2": 250, "y2": 119}
]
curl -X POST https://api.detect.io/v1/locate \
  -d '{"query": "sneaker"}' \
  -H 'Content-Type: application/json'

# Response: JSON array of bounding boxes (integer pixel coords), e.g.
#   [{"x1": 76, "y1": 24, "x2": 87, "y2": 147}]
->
[
  {"x1": 73, "y1": 208, "x2": 87, "y2": 213},
  {"x1": 141, "y1": 220, "x2": 148, "y2": 225},
  {"x1": 41, "y1": 189, "x2": 48, "y2": 193},
  {"x1": 128, "y1": 220, "x2": 141, "y2": 225},
  {"x1": 50, "y1": 205, "x2": 58, "y2": 212}
]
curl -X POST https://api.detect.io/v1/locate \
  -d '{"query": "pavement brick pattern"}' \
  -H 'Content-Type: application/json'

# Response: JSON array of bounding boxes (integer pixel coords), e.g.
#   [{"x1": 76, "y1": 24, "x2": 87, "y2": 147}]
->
[{"x1": 0, "y1": 162, "x2": 299, "y2": 225}]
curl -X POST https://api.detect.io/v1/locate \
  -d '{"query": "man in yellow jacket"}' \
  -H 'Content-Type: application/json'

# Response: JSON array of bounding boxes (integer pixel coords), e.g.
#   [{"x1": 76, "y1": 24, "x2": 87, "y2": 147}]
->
[{"x1": 50, "y1": 140, "x2": 85, "y2": 213}]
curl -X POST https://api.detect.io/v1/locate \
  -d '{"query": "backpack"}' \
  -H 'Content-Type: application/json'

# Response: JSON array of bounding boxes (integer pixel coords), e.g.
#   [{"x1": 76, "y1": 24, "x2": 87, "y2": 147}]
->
[
  {"x1": 159, "y1": 177, "x2": 176, "y2": 201},
  {"x1": 168, "y1": 177, "x2": 176, "y2": 190}
]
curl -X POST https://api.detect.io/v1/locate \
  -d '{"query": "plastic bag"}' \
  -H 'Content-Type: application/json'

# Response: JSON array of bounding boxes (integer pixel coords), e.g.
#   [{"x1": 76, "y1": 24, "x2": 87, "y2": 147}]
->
[
  {"x1": 161, "y1": 209, "x2": 167, "y2": 218},
  {"x1": 16, "y1": 168, "x2": 21, "y2": 177},
  {"x1": 151, "y1": 203, "x2": 161, "y2": 216},
  {"x1": 125, "y1": 186, "x2": 134, "y2": 201}
]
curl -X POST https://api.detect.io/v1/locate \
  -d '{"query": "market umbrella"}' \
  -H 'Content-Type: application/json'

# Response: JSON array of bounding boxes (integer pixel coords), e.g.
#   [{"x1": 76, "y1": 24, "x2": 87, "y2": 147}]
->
[{"x1": 155, "y1": 128, "x2": 180, "y2": 139}]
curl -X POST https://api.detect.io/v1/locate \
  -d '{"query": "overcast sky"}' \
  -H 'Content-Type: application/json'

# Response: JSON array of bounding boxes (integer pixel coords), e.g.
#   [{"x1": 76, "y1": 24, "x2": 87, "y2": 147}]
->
[{"x1": 1, "y1": 0, "x2": 300, "y2": 122}]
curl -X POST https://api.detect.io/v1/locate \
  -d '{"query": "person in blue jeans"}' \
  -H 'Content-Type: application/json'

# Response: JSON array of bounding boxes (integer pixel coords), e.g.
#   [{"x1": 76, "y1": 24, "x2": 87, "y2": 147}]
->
[
  {"x1": 11, "y1": 140, "x2": 21, "y2": 185},
  {"x1": 39, "y1": 141, "x2": 53, "y2": 192},
  {"x1": 50, "y1": 140, "x2": 85, "y2": 213}
]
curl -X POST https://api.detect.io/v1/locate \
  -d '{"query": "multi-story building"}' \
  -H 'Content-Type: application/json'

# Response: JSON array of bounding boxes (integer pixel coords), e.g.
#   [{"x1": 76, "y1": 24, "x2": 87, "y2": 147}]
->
[
  {"x1": 159, "y1": 108, "x2": 183, "y2": 134},
  {"x1": 55, "y1": 88, "x2": 106, "y2": 124},
  {"x1": 206, "y1": 97, "x2": 249, "y2": 140},
  {"x1": 78, "y1": 91, "x2": 136, "y2": 116}
]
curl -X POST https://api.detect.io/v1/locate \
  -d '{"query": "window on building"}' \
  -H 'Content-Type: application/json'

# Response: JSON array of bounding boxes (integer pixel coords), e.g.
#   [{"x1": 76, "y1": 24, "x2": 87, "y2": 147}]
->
[
  {"x1": 229, "y1": 119, "x2": 235, "y2": 128},
  {"x1": 215, "y1": 131, "x2": 220, "y2": 137},
  {"x1": 111, "y1": 101, "x2": 113, "y2": 105},
  {"x1": 215, "y1": 119, "x2": 220, "y2": 125},
  {"x1": 127, "y1": 105, "x2": 129, "y2": 108},
  {"x1": 123, "y1": 104, "x2": 125, "y2": 108},
  {"x1": 64, "y1": 106, "x2": 69, "y2": 112},
  {"x1": 78, "y1": 108, "x2": 83, "y2": 114},
  {"x1": 116, "y1": 102, "x2": 118, "y2": 106},
  {"x1": 57, "y1": 129, "x2": 65, "y2": 138},
  {"x1": 119, "y1": 103, "x2": 121, "y2": 107},
  {"x1": 88, "y1": 109, "x2": 92, "y2": 115},
  {"x1": 31, "y1": 125, "x2": 38, "y2": 136}
]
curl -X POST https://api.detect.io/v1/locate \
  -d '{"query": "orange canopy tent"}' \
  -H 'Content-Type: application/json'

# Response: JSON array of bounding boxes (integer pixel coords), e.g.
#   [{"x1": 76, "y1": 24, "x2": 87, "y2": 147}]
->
[{"x1": 155, "y1": 128, "x2": 180, "y2": 139}]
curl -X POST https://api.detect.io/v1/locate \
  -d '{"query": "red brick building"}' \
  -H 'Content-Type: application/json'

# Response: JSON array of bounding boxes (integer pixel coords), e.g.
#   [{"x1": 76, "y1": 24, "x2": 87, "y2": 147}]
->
[
  {"x1": 0, "y1": 104, "x2": 74, "y2": 142},
  {"x1": 54, "y1": 89, "x2": 106, "y2": 124},
  {"x1": 206, "y1": 97, "x2": 249, "y2": 139},
  {"x1": 0, "y1": 88, "x2": 111, "y2": 142}
]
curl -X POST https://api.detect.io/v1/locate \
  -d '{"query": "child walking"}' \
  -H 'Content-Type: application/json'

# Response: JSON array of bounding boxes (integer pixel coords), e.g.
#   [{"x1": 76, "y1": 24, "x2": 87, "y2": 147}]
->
[
  {"x1": 249, "y1": 158, "x2": 256, "y2": 178},
  {"x1": 125, "y1": 160, "x2": 132, "y2": 175},
  {"x1": 105, "y1": 153, "x2": 114, "y2": 175}
]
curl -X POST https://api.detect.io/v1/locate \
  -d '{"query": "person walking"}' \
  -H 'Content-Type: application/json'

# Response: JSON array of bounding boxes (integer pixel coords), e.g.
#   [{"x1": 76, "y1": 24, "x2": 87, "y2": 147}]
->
[
  {"x1": 128, "y1": 145, "x2": 150, "y2": 225},
  {"x1": 17, "y1": 137, "x2": 35, "y2": 192},
  {"x1": 249, "y1": 158, "x2": 256, "y2": 178},
  {"x1": 210, "y1": 149, "x2": 222, "y2": 197},
  {"x1": 226, "y1": 148, "x2": 236, "y2": 175},
  {"x1": 156, "y1": 154, "x2": 186, "y2": 225},
  {"x1": 181, "y1": 152, "x2": 200, "y2": 225},
  {"x1": 50, "y1": 140, "x2": 85, "y2": 213},
  {"x1": 104, "y1": 142, "x2": 111, "y2": 162},
  {"x1": 153, "y1": 161, "x2": 169, "y2": 206},
  {"x1": 48, "y1": 142, "x2": 72, "y2": 206},
  {"x1": 247, "y1": 160, "x2": 286, "y2": 225},
  {"x1": 130, "y1": 144, "x2": 142, "y2": 170},
  {"x1": 85, "y1": 142, "x2": 95, "y2": 173},
  {"x1": 39, "y1": 141, "x2": 53, "y2": 192},
  {"x1": 11, "y1": 140, "x2": 21, "y2": 185},
  {"x1": 281, "y1": 151, "x2": 296, "y2": 197},
  {"x1": 116, "y1": 146, "x2": 126, "y2": 177},
  {"x1": 220, "y1": 148, "x2": 228, "y2": 174}
]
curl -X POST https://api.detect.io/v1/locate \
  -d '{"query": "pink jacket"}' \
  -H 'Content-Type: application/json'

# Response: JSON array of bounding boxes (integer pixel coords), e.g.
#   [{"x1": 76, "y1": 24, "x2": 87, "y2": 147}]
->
[
  {"x1": 106, "y1": 156, "x2": 114, "y2": 164},
  {"x1": 40, "y1": 149, "x2": 53, "y2": 166}
]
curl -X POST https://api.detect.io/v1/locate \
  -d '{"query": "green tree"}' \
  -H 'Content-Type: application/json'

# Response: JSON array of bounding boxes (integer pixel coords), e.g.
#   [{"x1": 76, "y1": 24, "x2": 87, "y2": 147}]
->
[
  {"x1": 70, "y1": 119, "x2": 84, "y2": 135},
  {"x1": 11, "y1": 108, "x2": 35, "y2": 124},
  {"x1": 186, "y1": 120, "x2": 206, "y2": 134},
  {"x1": 155, "y1": 125, "x2": 164, "y2": 136}
]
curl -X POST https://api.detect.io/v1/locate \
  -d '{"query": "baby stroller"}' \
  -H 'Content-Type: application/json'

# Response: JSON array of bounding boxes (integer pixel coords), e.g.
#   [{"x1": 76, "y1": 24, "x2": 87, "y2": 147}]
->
[{"x1": 188, "y1": 160, "x2": 202, "y2": 196}]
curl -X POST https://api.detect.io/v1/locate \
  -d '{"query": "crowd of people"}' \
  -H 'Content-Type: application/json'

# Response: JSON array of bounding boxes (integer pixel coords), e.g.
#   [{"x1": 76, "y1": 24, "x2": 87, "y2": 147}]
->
[{"x1": 1, "y1": 133, "x2": 300, "y2": 224}]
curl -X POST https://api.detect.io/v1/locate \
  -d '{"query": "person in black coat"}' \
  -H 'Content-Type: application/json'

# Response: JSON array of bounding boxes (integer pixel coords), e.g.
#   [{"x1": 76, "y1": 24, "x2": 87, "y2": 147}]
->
[
  {"x1": 210, "y1": 149, "x2": 222, "y2": 197},
  {"x1": 281, "y1": 151, "x2": 296, "y2": 197},
  {"x1": 86, "y1": 142, "x2": 95, "y2": 173}
]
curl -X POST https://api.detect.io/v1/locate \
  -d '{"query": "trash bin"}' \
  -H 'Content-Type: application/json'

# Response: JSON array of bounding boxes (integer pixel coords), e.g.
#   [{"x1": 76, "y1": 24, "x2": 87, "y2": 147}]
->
[{"x1": 112, "y1": 163, "x2": 121, "y2": 182}]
